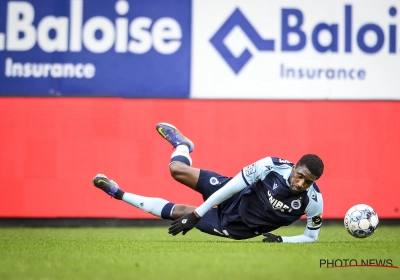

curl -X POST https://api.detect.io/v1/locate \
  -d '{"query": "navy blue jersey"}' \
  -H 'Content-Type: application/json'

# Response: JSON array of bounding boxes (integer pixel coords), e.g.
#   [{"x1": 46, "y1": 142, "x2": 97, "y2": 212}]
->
[
  {"x1": 194, "y1": 157, "x2": 323, "y2": 240},
  {"x1": 239, "y1": 157, "x2": 323, "y2": 231}
]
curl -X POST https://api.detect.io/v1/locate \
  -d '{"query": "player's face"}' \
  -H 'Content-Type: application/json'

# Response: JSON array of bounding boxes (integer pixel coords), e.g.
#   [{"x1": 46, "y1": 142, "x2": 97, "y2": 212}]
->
[{"x1": 288, "y1": 165, "x2": 318, "y2": 195}]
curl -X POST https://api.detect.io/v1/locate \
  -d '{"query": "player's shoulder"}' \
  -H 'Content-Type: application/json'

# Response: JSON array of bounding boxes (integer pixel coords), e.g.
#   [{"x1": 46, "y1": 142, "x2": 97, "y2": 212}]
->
[
  {"x1": 251, "y1": 156, "x2": 294, "y2": 171},
  {"x1": 269, "y1": 157, "x2": 294, "y2": 167},
  {"x1": 312, "y1": 182, "x2": 322, "y2": 194},
  {"x1": 243, "y1": 156, "x2": 292, "y2": 180},
  {"x1": 305, "y1": 183, "x2": 323, "y2": 213},
  {"x1": 307, "y1": 183, "x2": 323, "y2": 202}
]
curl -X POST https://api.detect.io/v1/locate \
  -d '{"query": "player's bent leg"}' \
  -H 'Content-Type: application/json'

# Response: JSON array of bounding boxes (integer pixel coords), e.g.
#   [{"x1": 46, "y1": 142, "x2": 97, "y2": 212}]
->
[
  {"x1": 93, "y1": 174, "x2": 177, "y2": 220},
  {"x1": 169, "y1": 162, "x2": 200, "y2": 190},
  {"x1": 156, "y1": 122, "x2": 200, "y2": 189},
  {"x1": 171, "y1": 205, "x2": 196, "y2": 220}
]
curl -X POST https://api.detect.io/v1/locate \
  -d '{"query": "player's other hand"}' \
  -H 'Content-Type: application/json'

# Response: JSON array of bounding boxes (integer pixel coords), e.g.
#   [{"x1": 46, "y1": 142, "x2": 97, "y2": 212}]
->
[
  {"x1": 262, "y1": 233, "x2": 283, "y2": 243},
  {"x1": 168, "y1": 212, "x2": 200, "y2": 236}
]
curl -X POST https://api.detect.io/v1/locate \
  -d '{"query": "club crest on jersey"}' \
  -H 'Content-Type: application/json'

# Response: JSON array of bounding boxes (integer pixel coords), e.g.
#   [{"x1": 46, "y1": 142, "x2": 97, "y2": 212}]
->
[
  {"x1": 291, "y1": 199, "x2": 302, "y2": 210},
  {"x1": 267, "y1": 191, "x2": 292, "y2": 212},
  {"x1": 210, "y1": 177, "x2": 220, "y2": 185}
]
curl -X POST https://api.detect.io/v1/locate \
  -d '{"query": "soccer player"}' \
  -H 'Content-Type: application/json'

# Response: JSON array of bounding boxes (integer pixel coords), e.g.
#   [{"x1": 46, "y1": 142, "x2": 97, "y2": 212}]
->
[{"x1": 93, "y1": 123, "x2": 324, "y2": 243}]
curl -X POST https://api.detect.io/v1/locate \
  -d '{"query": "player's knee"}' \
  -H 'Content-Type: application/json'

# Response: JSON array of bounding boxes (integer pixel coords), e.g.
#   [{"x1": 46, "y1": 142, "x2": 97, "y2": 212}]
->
[{"x1": 169, "y1": 162, "x2": 190, "y2": 180}]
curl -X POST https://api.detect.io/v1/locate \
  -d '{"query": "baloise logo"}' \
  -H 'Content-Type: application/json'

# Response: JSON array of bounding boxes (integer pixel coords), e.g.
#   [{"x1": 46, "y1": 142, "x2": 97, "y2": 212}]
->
[
  {"x1": 210, "y1": 6, "x2": 398, "y2": 74},
  {"x1": 1, "y1": 0, "x2": 183, "y2": 79}
]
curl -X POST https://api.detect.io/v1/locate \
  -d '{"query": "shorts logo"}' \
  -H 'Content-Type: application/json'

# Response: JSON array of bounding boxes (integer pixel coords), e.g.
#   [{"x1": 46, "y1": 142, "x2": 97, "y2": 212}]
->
[
  {"x1": 291, "y1": 199, "x2": 302, "y2": 210},
  {"x1": 210, "y1": 177, "x2": 220, "y2": 185}
]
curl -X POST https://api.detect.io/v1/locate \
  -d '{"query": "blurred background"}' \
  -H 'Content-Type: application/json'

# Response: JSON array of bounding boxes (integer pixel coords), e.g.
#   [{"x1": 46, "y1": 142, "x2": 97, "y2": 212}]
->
[{"x1": 0, "y1": 0, "x2": 399, "y2": 222}]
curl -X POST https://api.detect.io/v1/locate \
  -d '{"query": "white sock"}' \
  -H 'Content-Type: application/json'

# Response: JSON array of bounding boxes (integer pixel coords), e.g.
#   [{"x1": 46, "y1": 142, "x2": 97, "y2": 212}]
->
[
  {"x1": 170, "y1": 145, "x2": 192, "y2": 166},
  {"x1": 122, "y1": 193, "x2": 175, "y2": 219}
]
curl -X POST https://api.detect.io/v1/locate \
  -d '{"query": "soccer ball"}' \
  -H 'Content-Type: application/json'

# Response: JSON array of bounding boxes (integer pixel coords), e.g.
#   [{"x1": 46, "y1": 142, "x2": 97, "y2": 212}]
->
[{"x1": 344, "y1": 204, "x2": 379, "y2": 238}]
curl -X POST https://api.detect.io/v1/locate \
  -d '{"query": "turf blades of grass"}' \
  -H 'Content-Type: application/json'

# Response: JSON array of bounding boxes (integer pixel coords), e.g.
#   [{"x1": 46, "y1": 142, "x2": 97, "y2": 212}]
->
[{"x1": 0, "y1": 225, "x2": 399, "y2": 280}]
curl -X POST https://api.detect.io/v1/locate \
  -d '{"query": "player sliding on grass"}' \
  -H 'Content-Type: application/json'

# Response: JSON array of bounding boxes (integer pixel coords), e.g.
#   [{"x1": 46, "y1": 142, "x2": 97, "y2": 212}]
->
[{"x1": 93, "y1": 123, "x2": 324, "y2": 243}]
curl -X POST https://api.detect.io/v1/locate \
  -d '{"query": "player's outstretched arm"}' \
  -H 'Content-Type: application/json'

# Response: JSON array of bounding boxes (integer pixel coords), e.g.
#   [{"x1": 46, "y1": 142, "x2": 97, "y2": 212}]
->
[
  {"x1": 266, "y1": 185, "x2": 323, "y2": 243},
  {"x1": 263, "y1": 206, "x2": 323, "y2": 243},
  {"x1": 195, "y1": 157, "x2": 274, "y2": 218},
  {"x1": 167, "y1": 173, "x2": 248, "y2": 236},
  {"x1": 167, "y1": 157, "x2": 273, "y2": 236},
  {"x1": 194, "y1": 173, "x2": 248, "y2": 217},
  {"x1": 262, "y1": 228, "x2": 320, "y2": 243}
]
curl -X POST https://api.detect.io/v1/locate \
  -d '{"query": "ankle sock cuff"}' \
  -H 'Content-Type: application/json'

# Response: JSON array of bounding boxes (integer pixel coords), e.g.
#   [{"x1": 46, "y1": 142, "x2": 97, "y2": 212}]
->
[
  {"x1": 115, "y1": 189, "x2": 125, "y2": 200},
  {"x1": 161, "y1": 202, "x2": 176, "y2": 219},
  {"x1": 170, "y1": 155, "x2": 191, "y2": 166}
]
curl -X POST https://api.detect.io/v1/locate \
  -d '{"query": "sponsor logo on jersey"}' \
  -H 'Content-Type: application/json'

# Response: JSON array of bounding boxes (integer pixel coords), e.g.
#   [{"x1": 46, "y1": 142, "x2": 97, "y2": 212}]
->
[
  {"x1": 267, "y1": 190, "x2": 292, "y2": 212},
  {"x1": 312, "y1": 214, "x2": 323, "y2": 227}
]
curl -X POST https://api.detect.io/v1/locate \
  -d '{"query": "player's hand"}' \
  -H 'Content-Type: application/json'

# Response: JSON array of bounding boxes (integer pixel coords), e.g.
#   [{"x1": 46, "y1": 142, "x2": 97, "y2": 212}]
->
[
  {"x1": 262, "y1": 233, "x2": 283, "y2": 243},
  {"x1": 168, "y1": 212, "x2": 200, "y2": 236}
]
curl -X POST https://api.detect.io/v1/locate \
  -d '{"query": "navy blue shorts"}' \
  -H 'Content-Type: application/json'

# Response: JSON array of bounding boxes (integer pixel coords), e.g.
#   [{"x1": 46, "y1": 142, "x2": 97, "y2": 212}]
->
[{"x1": 194, "y1": 169, "x2": 260, "y2": 240}]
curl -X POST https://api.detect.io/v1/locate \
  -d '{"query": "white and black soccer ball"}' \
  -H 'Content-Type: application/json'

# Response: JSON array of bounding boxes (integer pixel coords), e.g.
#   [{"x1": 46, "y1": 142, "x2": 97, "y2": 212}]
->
[{"x1": 344, "y1": 204, "x2": 379, "y2": 238}]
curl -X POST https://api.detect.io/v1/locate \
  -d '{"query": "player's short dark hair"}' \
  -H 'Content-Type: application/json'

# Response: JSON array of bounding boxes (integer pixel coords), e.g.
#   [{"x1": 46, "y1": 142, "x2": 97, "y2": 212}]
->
[{"x1": 297, "y1": 154, "x2": 324, "y2": 179}]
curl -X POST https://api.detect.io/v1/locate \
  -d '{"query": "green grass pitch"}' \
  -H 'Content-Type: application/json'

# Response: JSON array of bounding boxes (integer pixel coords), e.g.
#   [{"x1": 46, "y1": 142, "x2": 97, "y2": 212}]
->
[{"x1": 1, "y1": 225, "x2": 399, "y2": 280}]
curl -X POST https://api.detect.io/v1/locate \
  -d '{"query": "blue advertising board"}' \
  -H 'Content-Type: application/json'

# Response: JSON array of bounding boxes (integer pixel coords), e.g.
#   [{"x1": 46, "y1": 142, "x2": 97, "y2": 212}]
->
[{"x1": 0, "y1": 0, "x2": 191, "y2": 97}]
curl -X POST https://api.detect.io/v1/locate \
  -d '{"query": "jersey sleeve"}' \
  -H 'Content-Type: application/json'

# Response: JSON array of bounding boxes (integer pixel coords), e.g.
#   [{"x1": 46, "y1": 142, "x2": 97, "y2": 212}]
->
[
  {"x1": 281, "y1": 228, "x2": 320, "y2": 243},
  {"x1": 194, "y1": 173, "x2": 247, "y2": 217},
  {"x1": 304, "y1": 187, "x2": 323, "y2": 231},
  {"x1": 195, "y1": 156, "x2": 274, "y2": 217},
  {"x1": 280, "y1": 188, "x2": 323, "y2": 243},
  {"x1": 274, "y1": 186, "x2": 323, "y2": 243},
  {"x1": 241, "y1": 157, "x2": 274, "y2": 185}
]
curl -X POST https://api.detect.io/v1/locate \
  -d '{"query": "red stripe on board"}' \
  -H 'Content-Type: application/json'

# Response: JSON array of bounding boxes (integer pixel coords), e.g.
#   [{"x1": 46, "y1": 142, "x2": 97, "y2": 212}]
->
[{"x1": 1, "y1": 98, "x2": 400, "y2": 218}]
